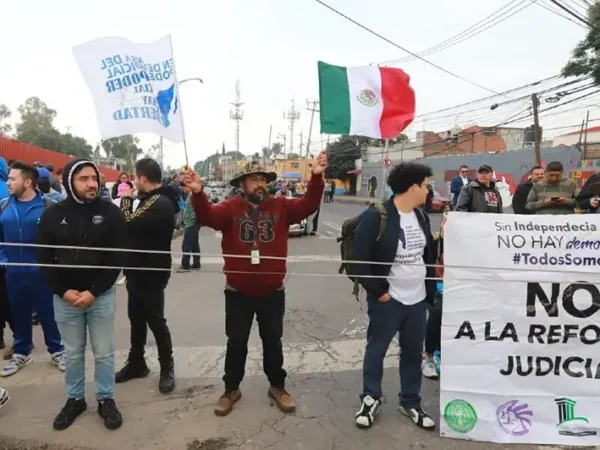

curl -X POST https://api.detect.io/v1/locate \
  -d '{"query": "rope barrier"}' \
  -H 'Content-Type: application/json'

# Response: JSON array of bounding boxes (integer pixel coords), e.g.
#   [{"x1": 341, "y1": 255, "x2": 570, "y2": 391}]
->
[{"x1": 2, "y1": 240, "x2": 599, "y2": 278}]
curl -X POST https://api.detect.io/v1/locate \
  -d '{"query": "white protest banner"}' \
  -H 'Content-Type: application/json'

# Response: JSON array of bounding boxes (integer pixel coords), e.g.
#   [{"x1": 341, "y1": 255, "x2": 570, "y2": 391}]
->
[
  {"x1": 441, "y1": 212, "x2": 600, "y2": 446},
  {"x1": 73, "y1": 35, "x2": 184, "y2": 143}
]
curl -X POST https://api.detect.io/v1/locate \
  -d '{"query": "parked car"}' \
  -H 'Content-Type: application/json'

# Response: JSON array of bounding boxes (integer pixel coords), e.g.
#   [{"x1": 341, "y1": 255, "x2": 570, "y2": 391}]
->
[{"x1": 428, "y1": 191, "x2": 451, "y2": 213}]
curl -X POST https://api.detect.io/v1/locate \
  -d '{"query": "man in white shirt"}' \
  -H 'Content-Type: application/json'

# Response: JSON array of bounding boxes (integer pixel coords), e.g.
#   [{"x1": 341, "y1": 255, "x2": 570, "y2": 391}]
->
[{"x1": 350, "y1": 162, "x2": 437, "y2": 431}]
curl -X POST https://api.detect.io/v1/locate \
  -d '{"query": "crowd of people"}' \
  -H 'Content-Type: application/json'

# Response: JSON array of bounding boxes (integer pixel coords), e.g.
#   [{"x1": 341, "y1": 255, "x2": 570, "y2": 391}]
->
[{"x1": 1, "y1": 152, "x2": 597, "y2": 438}]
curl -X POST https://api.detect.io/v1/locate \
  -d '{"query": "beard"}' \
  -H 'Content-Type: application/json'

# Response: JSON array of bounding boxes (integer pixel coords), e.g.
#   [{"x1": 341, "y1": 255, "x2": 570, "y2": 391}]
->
[{"x1": 245, "y1": 188, "x2": 266, "y2": 204}]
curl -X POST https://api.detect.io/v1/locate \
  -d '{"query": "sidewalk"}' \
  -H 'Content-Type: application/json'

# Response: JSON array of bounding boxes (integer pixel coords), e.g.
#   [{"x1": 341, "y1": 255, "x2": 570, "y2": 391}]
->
[{"x1": 330, "y1": 195, "x2": 378, "y2": 205}]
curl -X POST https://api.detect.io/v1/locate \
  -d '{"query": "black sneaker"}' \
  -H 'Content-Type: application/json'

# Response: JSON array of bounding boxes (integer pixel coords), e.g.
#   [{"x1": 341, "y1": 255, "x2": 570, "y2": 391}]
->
[
  {"x1": 191, "y1": 264, "x2": 201, "y2": 270},
  {"x1": 398, "y1": 405, "x2": 436, "y2": 430},
  {"x1": 97, "y1": 398, "x2": 123, "y2": 430},
  {"x1": 115, "y1": 360, "x2": 150, "y2": 383},
  {"x1": 355, "y1": 395, "x2": 381, "y2": 429},
  {"x1": 53, "y1": 398, "x2": 87, "y2": 431},
  {"x1": 176, "y1": 266, "x2": 191, "y2": 273}
]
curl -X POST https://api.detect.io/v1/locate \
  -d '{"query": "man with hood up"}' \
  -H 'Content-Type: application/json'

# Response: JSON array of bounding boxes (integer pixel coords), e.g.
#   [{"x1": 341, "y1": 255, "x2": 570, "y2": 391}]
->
[
  {"x1": 114, "y1": 158, "x2": 178, "y2": 395},
  {"x1": 37, "y1": 159, "x2": 127, "y2": 431},
  {"x1": 184, "y1": 155, "x2": 326, "y2": 417}
]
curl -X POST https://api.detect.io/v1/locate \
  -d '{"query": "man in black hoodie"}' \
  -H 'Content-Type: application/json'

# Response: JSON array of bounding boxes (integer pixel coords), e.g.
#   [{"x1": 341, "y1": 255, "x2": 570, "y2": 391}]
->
[
  {"x1": 37, "y1": 159, "x2": 127, "y2": 431},
  {"x1": 115, "y1": 158, "x2": 177, "y2": 394},
  {"x1": 512, "y1": 166, "x2": 545, "y2": 214}
]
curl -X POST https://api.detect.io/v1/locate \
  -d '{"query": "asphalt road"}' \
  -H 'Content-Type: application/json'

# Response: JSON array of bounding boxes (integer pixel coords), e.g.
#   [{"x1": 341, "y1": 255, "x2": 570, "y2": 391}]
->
[{"x1": 0, "y1": 203, "x2": 574, "y2": 450}]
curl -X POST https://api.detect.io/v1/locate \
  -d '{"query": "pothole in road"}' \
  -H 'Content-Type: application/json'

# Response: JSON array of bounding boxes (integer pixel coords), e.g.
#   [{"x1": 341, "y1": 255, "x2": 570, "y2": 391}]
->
[{"x1": 186, "y1": 437, "x2": 231, "y2": 450}]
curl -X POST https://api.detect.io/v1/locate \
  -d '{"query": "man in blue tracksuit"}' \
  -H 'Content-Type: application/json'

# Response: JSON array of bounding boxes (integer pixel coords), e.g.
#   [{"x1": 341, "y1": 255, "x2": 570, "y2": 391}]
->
[
  {"x1": 350, "y1": 161, "x2": 437, "y2": 431},
  {"x1": 0, "y1": 162, "x2": 64, "y2": 377},
  {"x1": 0, "y1": 158, "x2": 12, "y2": 355}
]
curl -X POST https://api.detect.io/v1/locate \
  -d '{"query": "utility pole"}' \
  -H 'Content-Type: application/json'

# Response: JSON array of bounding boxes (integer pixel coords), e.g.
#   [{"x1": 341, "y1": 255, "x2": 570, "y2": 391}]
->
[
  {"x1": 305, "y1": 100, "x2": 319, "y2": 180},
  {"x1": 159, "y1": 136, "x2": 164, "y2": 169},
  {"x1": 584, "y1": 109, "x2": 590, "y2": 159},
  {"x1": 265, "y1": 125, "x2": 272, "y2": 166},
  {"x1": 283, "y1": 99, "x2": 300, "y2": 159},
  {"x1": 298, "y1": 131, "x2": 304, "y2": 157},
  {"x1": 230, "y1": 79, "x2": 244, "y2": 161},
  {"x1": 532, "y1": 93, "x2": 541, "y2": 165},
  {"x1": 278, "y1": 133, "x2": 287, "y2": 160}
]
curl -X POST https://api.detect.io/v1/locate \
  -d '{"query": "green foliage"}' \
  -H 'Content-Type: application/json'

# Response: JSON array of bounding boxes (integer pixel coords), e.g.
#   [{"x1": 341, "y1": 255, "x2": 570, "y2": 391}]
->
[
  {"x1": 324, "y1": 135, "x2": 363, "y2": 180},
  {"x1": 101, "y1": 135, "x2": 142, "y2": 171},
  {"x1": 14, "y1": 96, "x2": 93, "y2": 158},
  {"x1": 0, "y1": 105, "x2": 12, "y2": 136},
  {"x1": 562, "y1": 3, "x2": 600, "y2": 84},
  {"x1": 271, "y1": 142, "x2": 283, "y2": 155}
]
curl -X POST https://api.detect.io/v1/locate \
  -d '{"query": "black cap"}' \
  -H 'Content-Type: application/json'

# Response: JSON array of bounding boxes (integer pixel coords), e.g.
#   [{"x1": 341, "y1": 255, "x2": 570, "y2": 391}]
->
[{"x1": 478, "y1": 164, "x2": 493, "y2": 173}]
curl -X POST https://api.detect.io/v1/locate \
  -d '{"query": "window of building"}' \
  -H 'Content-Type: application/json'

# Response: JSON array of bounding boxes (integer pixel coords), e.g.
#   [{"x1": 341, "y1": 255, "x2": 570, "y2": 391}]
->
[{"x1": 291, "y1": 163, "x2": 299, "y2": 169}]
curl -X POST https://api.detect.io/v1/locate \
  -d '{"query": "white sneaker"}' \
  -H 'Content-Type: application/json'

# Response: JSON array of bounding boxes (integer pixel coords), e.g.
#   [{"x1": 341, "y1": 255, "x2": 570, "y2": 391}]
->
[
  {"x1": 51, "y1": 351, "x2": 66, "y2": 372},
  {"x1": 399, "y1": 406, "x2": 436, "y2": 430},
  {"x1": 0, "y1": 388, "x2": 10, "y2": 410},
  {"x1": 355, "y1": 395, "x2": 381, "y2": 429},
  {"x1": 422, "y1": 357, "x2": 438, "y2": 379},
  {"x1": 0, "y1": 354, "x2": 32, "y2": 377}
]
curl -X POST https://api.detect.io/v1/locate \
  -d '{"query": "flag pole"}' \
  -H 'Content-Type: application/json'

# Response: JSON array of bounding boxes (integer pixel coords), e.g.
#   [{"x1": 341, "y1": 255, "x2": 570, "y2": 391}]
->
[
  {"x1": 381, "y1": 139, "x2": 389, "y2": 201},
  {"x1": 167, "y1": 34, "x2": 189, "y2": 167}
]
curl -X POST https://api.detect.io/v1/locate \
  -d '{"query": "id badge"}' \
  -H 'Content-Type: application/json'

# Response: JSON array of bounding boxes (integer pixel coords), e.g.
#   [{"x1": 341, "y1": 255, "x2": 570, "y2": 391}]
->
[{"x1": 251, "y1": 249, "x2": 260, "y2": 265}]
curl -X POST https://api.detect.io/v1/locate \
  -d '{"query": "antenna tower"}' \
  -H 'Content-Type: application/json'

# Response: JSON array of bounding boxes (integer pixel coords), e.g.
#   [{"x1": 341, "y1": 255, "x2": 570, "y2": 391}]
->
[
  {"x1": 283, "y1": 99, "x2": 300, "y2": 157},
  {"x1": 229, "y1": 79, "x2": 244, "y2": 160}
]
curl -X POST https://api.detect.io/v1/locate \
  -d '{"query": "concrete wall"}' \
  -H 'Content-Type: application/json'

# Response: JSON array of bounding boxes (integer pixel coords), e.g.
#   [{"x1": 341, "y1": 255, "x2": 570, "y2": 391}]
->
[{"x1": 358, "y1": 146, "x2": 582, "y2": 204}]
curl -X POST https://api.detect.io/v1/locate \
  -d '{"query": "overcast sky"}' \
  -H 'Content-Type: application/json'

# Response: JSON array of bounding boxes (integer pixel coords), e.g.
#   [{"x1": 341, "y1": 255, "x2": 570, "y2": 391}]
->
[{"x1": 1, "y1": 0, "x2": 592, "y2": 168}]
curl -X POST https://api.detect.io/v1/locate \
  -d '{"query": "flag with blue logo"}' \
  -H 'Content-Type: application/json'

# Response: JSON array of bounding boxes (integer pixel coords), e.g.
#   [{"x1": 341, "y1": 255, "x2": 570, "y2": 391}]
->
[{"x1": 73, "y1": 35, "x2": 184, "y2": 143}]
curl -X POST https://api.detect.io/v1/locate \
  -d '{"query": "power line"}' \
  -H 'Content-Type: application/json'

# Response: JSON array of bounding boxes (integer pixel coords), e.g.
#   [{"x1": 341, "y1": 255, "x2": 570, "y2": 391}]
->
[
  {"x1": 378, "y1": 0, "x2": 536, "y2": 66},
  {"x1": 536, "y1": 0, "x2": 588, "y2": 27},
  {"x1": 312, "y1": 0, "x2": 507, "y2": 96},
  {"x1": 547, "y1": 0, "x2": 595, "y2": 27}
]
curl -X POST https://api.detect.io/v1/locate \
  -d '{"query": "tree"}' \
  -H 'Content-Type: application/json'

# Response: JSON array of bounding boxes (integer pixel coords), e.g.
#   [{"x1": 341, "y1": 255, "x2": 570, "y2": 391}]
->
[
  {"x1": 270, "y1": 142, "x2": 283, "y2": 156},
  {"x1": 58, "y1": 133, "x2": 93, "y2": 159},
  {"x1": 262, "y1": 146, "x2": 271, "y2": 160},
  {"x1": 324, "y1": 135, "x2": 363, "y2": 180},
  {"x1": 102, "y1": 135, "x2": 143, "y2": 171},
  {"x1": 562, "y1": 4, "x2": 600, "y2": 84},
  {"x1": 16, "y1": 97, "x2": 59, "y2": 147},
  {"x1": 253, "y1": 151, "x2": 260, "y2": 159},
  {"x1": 0, "y1": 105, "x2": 12, "y2": 136}
]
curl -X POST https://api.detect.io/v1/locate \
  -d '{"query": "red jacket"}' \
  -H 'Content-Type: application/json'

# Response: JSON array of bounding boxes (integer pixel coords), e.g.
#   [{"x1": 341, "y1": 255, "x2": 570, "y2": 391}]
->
[{"x1": 191, "y1": 174, "x2": 324, "y2": 296}]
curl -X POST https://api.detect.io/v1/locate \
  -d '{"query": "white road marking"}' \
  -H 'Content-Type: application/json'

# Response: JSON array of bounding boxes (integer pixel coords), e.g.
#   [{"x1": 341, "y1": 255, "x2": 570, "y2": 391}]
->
[
  {"x1": 322, "y1": 221, "x2": 342, "y2": 232},
  {"x1": 3, "y1": 339, "x2": 390, "y2": 387}
]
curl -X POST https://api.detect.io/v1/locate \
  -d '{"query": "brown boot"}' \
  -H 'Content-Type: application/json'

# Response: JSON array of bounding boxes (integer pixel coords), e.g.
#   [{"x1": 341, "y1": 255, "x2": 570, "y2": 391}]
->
[
  {"x1": 3, "y1": 347, "x2": 13, "y2": 360},
  {"x1": 268, "y1": 387, "x2": 296, "y2": 413},
  {"x1": 214, "y1": 389, "x2": 241, "y2": 417}
]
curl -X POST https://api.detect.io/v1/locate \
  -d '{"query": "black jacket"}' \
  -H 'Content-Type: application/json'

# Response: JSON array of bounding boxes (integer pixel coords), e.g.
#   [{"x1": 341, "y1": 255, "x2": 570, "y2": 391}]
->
[
  {"x1": 37, "y1": 159, "x2": 127, "y2": 298},
  {"x1": 349, "y1": 198, "x2": 437, "y2": 302},
  {"x1": 576, "y1": 172, "x2": 600, "y2": 212},
  {"x1": 456, "y1": 180, "x2": 504, "y2": 213},
  {"x1": 120, "y1": 185, "x2": 176, "y2": 285},
  {"x1": 512, "y1": 179, "x2": 534, "y2": 214}
]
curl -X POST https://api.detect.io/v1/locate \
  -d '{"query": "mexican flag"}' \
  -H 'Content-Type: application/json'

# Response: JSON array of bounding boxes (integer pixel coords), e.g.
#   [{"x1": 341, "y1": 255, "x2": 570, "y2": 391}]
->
[{"x1": 318, "y1": 61, "x2": 415, "y2": 139}]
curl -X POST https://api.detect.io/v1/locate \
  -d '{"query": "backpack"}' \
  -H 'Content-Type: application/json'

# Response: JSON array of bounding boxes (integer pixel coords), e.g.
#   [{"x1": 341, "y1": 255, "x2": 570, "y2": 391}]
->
[{"x1": 337, "y1": 202, "x2": 388, "y2": 300}]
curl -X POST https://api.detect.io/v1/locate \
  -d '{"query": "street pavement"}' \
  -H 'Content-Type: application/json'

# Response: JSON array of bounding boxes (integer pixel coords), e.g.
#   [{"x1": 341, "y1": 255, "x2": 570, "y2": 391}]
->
[{"x1": 0, "y1": 203, "x2": 572, "y2": 450}]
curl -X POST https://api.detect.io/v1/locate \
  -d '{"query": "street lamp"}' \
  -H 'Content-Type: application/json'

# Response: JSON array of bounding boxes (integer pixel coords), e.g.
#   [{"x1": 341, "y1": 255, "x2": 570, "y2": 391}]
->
[{"x1": 178, "y1": 77, "x2": 204, "y2": 86}]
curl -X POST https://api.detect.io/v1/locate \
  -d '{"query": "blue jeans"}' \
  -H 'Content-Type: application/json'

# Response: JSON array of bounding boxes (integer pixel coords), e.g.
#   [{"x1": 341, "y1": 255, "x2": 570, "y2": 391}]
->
[
  {"x1": 53, "y1": 287, "x2": 116, "y2": 400},
  {"x1": 6, "y1": 272, "x2": 62, "y2": 356},
  {"x1": 181, "y1": 224, "x2": 200, "y2": 268},
  {"x1": 362, "y1": 296, "x2": 427, "y2": 409}
]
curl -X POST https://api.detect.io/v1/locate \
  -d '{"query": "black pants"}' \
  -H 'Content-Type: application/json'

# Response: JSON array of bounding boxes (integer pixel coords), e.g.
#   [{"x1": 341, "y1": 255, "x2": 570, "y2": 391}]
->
[
  {"x1": 223, "y1": 289, "x2": 286, "y2": 390},
  {"x1": 126, "y1": 277, "x2": 173, "y2": 366},
  {"x1": 0, "y1": 271, "x2": 13, "y2": 337},
  {"x1": 425, "y1": 296, "x2": 442, "y2": 354},
  {"x1": 181, "y1": 224, "x2": 201, "y2": 268},
  {"x1": 311, "y1": 208, "x2": 320, "y2": 233}
]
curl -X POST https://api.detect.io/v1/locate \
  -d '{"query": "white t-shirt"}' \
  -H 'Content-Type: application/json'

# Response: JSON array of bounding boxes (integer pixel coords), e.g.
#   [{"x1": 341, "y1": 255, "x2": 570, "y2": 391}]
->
[
  {"x1": 387, "y1": 210, "x2": 427, "y2": 305},
  {"x1": 461, "y1": 176, "x2": 469, "y2": 186}
]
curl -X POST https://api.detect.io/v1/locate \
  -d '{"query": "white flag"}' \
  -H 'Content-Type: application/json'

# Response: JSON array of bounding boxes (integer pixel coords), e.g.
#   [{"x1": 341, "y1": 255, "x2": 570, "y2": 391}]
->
[{"x1": 73, "y1": 35, "x2": 184, "y2": 143}]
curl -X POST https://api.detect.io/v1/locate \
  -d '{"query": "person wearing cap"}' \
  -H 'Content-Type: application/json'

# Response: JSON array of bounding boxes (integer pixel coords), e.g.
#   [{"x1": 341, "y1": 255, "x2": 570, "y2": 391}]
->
[
  {"x1": 184, "y1": 153, "x2": 327, "y2": 417},
  {"x1": 455, "y1": 165, "x2": 503, "y2": 213},
  {"x1": 37, "y1": 168, "x2": 63, "y2": 203},
  {"x1": 37, "y1": 158, "x2": 127, "y2": 431},
  {"x1": 526, "y1": 161, "x2": 580, "y2": 215}
]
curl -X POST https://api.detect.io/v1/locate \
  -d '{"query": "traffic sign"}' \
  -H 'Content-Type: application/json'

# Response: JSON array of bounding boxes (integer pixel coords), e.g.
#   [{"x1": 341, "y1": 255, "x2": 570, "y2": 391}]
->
[{"x1": 382, "y1": 157, "x2": 392, "y2": 169}]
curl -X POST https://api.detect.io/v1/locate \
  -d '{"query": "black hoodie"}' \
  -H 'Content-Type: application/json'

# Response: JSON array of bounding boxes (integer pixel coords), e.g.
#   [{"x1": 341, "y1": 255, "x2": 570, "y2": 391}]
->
[
  {"x1": 120, "y1": 184, "x2": 176, "y2": 285},
  {"x1": 37, "y1": 159, "x2": 127, "y2": 297}
]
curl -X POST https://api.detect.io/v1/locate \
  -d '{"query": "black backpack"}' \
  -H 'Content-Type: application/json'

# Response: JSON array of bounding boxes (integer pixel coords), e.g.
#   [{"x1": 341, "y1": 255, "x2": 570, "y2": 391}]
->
[{"x1": 337, "y1": 202, "x2": 388, "y2": 300}]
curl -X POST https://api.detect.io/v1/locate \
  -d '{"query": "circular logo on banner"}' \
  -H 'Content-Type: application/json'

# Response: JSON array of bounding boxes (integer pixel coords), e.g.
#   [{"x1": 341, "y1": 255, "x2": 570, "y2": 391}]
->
[
  {"x1": 357, "y1": 89, "x2": 379, "y2": 107},
  {"x1": 92, "y1": 215, "x2": 104, "y2": 225},
  {"x1": 444, "y1": 399, "x2": 478, "y2": 433},
  {"x1": 496, "y1": 400, "x2": 533, "y2": 436}
]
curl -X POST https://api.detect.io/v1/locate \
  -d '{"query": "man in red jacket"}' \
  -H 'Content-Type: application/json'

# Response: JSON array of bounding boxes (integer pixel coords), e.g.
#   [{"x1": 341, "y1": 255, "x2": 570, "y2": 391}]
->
[{"x1": 184, "y1": 152, "x2": 326, "y2": 417}]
